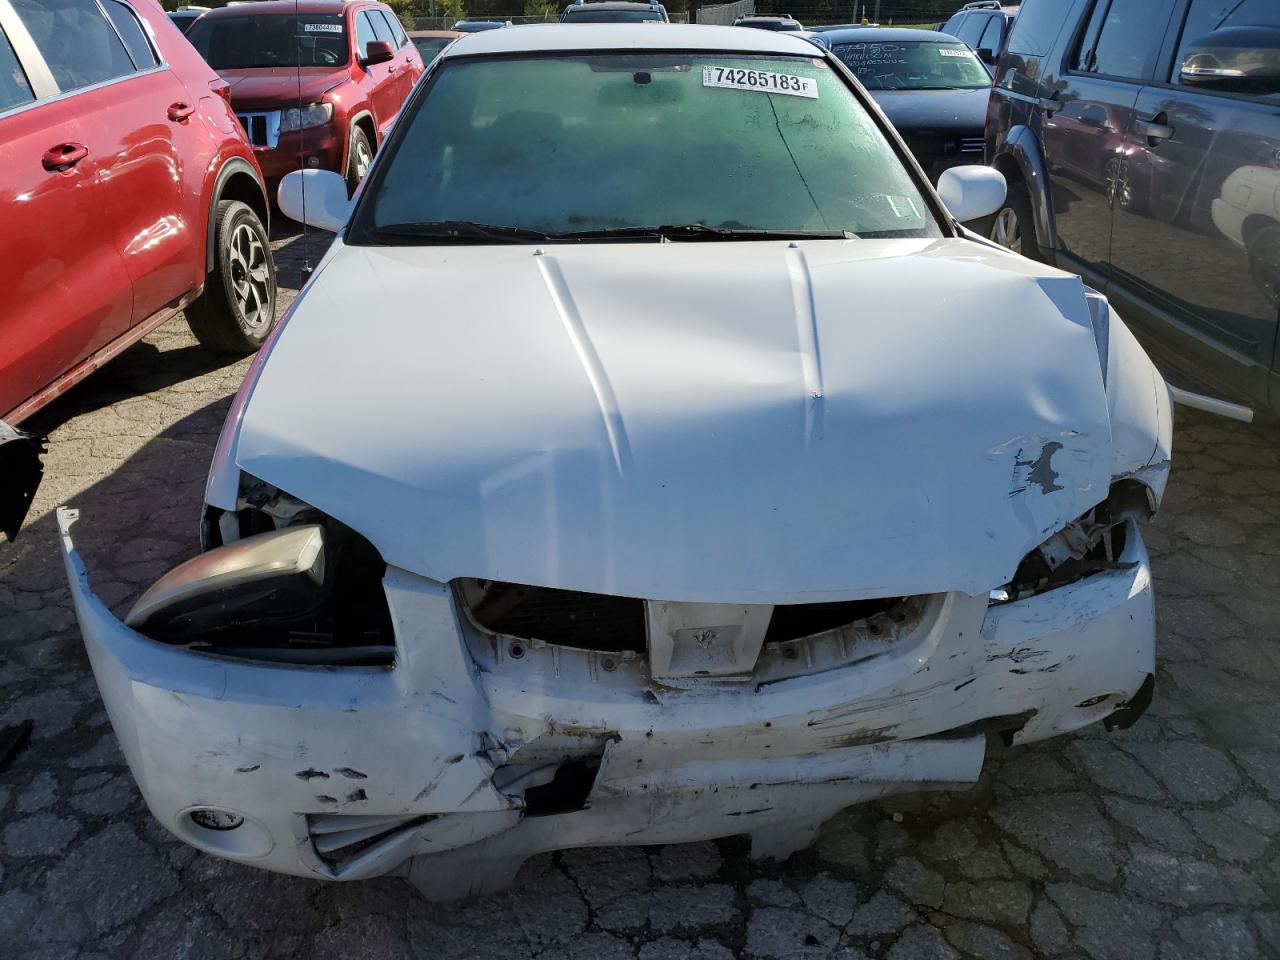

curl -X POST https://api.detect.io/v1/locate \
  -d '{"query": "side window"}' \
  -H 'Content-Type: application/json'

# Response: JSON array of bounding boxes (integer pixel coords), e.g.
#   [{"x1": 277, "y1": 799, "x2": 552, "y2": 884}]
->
[
  {"x1": 1175, "y1": 0, "x2": 1280, "y2": 73},
  {"x1": 942, "y1": 13, "x2": 965, "y2": 36},
  {"x1": 1005, "y1": 0, "x2": 1075, "y2": 56},
  {"x1": 104, "y1": 0, "x2": 158, "y2": 71},
  {"x1": 1076, "y1": 0, "x2": 1176, "y2": 80},
  {"x1": 9, "y1": 0, "x2": 136, "y2": 93},
  {"x1": 380, "y1": 9, "x2": 409, "y2": 48},
  {"x1": 368, "y1": 10, "x2": 396, "y2": 45},
  {"x1": 958, "y1": 15, "x2": 988, "y2": 46},
  {"x1": 0, "y1": 27, "x2": 35, "y2": 111},
  {"x1": 978, "y1": 15, "x2": 1003, "y2": 53},
  {"x1": 356, "y1": 11, "x2": 379, "y2": 57}
]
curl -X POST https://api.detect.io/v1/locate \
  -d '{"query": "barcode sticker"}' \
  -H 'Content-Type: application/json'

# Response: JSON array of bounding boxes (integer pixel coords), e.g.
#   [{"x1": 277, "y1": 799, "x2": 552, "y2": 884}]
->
[{"x1": 702, "y1": 65, "x2": 818, "y2": 99}]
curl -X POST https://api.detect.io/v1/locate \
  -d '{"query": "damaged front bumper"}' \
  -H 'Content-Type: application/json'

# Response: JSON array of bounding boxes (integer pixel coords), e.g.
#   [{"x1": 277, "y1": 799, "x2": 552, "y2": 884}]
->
[{"x1": 58, "y1": 506, "x2": 1155, "y2": 899}]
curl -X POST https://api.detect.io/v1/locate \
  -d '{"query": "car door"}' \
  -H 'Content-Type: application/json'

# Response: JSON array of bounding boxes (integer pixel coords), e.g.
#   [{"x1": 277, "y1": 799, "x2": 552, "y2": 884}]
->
[
  {"x1": 1040, "y1": 0, "x2": 1178, "y2": 282},
  {"x1": 360, "y1": 7, "x2": 401, "y2": 135},
  {"x1": 375, "y1": 7, "x2": 422, "y2": 105},
  {"x1": 0, "y1": 1, "x2": 134, "y2": 421},
  {"x1": 1108, "y1": 0, "x2": 1280, "y2": 394}
]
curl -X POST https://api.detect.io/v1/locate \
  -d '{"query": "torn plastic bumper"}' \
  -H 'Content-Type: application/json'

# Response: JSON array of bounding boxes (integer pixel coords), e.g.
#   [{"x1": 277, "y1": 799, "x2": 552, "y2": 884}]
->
[
  {"x1": 58, "y1": 506, "x2": 1155, "y2": 898},
  {"x1": 0, "y1": 421, "x2": 45, "y2": 541}
]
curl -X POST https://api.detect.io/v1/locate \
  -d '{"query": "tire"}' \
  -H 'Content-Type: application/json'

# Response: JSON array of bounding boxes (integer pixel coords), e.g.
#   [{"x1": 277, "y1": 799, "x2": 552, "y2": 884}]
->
[
  {"x1": 185, "y1": 200, "x2": 278, "y2": 353},
  {"x1": 345, "y1": 126, "x2": 374, "y2": 196},
  {"x1": 988, "y1": 179, "x2": 1044, "y2": 262}
]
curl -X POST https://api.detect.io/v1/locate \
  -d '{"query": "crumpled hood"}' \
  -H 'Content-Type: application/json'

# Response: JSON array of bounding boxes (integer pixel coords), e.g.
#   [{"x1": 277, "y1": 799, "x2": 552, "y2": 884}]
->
[
  {"x1": 219, "y1": 67, "x2": 345, "y2": 111},
  {"x1": 232, "y1": 238, "x2": 1116, "y2": 602},
  {"x1": 871, "y1": 87, "x2": 989, "y2": 136}
]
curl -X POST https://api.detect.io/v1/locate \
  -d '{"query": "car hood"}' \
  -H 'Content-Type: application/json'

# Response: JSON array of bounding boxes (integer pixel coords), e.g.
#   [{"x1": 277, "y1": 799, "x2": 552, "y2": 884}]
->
[
  {"x1": 870, "y1": 87, "x2": 990, "y2": 135},
  {"x1": 230, "y1": 238, "x2": 1115, "y2": 603},
  {"x1": 219, "y1": 67, "x2": 346, "y2": 111}
]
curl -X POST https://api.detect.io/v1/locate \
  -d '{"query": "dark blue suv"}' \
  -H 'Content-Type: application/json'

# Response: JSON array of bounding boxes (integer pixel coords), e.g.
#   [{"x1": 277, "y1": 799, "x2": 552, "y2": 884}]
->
[{"x1": 984, "y1": 0, "x2": 1280, "y2": 417}]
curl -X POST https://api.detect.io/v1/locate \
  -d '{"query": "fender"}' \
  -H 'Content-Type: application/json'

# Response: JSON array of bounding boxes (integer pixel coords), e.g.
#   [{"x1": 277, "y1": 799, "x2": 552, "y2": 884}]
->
[
  {"x1": 992, "y1": 123, "x2": 1056, "y2": 256},
  {"x1": 205, "y1": 157, "x2": 269, "y2": 275},
  {"x1": 347, "y1": 109, "x2": 377, "y2": 173}
]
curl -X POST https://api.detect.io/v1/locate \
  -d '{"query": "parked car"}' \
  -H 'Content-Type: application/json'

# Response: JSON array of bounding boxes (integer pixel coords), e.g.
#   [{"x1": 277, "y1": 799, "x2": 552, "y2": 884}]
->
[
  {"x1": 940, "y1": 0, "x2": 1019, "y2": 65},
  {"x1": 734, "y1": 15, "x2": 804, "y2": 31},
  {"x1": 167, "y1": 5, "x2": 210, "y2": 34},
  {"x1": 985, "y1": 0, "x2": 1280, "y2": 417},
  {"x1": 185, "y1": 0, "x2": 424, "y2": 197},
  {"x1": 62, "y1": 22, "x2": 1170, "y2": 900},
  {"x1": 0, "y1": 0, "x2": 277, "y2": 426},
  {"x1": 452, "y1": 20, "x2": 510, "y2": 32},
  {"x1": 408, "y1": 28, "x2": 462, "y2": 63},
  {"x1": 825, "y1": 28, "x2": 992, "y2": 182},
  {"x1": 561, "y1": 0, "x2": 668, "y2": 23}
]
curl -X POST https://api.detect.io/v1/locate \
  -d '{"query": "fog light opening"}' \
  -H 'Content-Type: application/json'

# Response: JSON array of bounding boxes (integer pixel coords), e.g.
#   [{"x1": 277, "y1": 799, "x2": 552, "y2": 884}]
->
[{"x1": 189, "y1": 808, "x2": 244, "y2": 831}]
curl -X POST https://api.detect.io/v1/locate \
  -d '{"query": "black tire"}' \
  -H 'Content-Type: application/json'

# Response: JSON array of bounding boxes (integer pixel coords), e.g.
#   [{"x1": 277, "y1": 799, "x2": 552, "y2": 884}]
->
[
  {"x1": 988, "y1": 179, "x2": 1044, "y2": 262},
  {"x1": 345, "y1": 126, "x2": 374, "y2": 197},
  {"x1": 185, "y1": 200, "x2": 278, "y2": 353}
]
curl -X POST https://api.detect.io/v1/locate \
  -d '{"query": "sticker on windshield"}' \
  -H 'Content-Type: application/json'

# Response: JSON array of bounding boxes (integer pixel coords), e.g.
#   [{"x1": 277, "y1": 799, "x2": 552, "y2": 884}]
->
[
  {"x1": 702, "y1": 66, "x2": 818, "y2": 99},
  {"x1": 938, "y1": 48, "x2": 969, "y2": 57},
  {"x1": 303, "y1": 22, "x2": 343, "y2": 33}
]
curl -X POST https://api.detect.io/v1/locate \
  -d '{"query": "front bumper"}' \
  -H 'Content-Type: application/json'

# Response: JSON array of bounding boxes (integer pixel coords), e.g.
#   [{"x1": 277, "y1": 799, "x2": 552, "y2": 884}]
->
[
  {"x1": 59, "y1": 507, "x2": 1154, "y2": 898},
  {"x1": 249, "y1": 127, "x2": 345, "y2": 184}
]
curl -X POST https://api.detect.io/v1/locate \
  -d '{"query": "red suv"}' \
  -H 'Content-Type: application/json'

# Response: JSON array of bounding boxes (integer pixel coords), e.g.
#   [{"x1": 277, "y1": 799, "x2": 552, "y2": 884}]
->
[
  {"x1": 0, "y1": 0, "x2": 277, "y2": 426},
  {"x1": 185, "y1": 1, "x2": 424, "y2": 196}
]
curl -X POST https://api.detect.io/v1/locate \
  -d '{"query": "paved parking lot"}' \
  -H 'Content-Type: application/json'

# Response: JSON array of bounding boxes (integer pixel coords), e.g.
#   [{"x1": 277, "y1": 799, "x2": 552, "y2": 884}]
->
[{"x1": 1, "y1": 226, "x2": 1278, "y2": 960}]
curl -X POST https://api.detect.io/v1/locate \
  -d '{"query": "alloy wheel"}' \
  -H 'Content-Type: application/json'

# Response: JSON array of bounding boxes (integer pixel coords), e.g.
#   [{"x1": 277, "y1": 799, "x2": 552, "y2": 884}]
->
[
  {"x1": 228, "y1": 222, "x2": 272, "y2": 331},
  {"x1": 990, "y1": 207, "x2": 1022, "y2": 254}
]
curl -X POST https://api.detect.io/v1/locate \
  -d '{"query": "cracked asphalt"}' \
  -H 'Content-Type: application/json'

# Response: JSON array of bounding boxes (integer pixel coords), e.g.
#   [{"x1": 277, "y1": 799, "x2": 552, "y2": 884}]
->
[{"x1": 1, "y1": 226, "x2": 1278, "y2": 960}]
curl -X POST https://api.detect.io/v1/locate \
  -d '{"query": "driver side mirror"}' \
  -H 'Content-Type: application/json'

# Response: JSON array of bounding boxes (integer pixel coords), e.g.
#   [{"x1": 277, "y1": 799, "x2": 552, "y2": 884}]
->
[
  {"x1": 1179, "y1": 25, "x2": 1280, "y2": 92},
  {"x1": 937, "y1": 165, "x2": 1006, "y2": 223},
  {"x1": 361, "y1": 40, "x2": 395, "y2": 68},
  {"x1": 278, "y1": 169, "x2": 353, "y2": 233}
]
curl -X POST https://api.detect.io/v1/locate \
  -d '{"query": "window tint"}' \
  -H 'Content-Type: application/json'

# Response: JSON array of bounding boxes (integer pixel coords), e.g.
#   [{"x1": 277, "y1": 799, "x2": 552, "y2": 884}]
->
[
  {"x1": 957, "y1": 14, "x2": 988, "y2": 45},
  {"x1": 1077, "y1": 0, "x2": 1176, "y2": 80},
  {"x1": 1175, "y1": 0, "x2": 1280, "y2": 70},
  {"x1": 368, "y1": 9, "x2": 396, "y2": 44},
  {"x1": 10, "y1": 0, "x2": 136, "y2": 92},
  {"x1": 104, "y1": 0, "x2": 158, "y2": 70},
  {"x1": 356, "y1": 11, "x2": 379, "y2": 56},
  {"x1": 1006, "y1": 0, "x2": 1074, "y2": 56},
  {"x1": 977, "y1": 15, "x2": 1003, "y2": 53},
  {"x1": 0, "y1": 28, "x2": 35, "y2": 111}
]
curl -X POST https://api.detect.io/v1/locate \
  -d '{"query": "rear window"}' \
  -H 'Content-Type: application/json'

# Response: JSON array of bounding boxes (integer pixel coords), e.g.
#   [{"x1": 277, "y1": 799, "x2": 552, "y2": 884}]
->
[
  {"x1": 187, "y1": 13, "x2": 350, "y2": 69},
  {"x1": 565, "y1": 9, "x2": 664, "y2": 21},
  {"x1": 412, "y1": 36, "x2": 454, "y2": 61},
  {"x1": 1005, "y1": 0, "x2": 1075, "y2": 56},
  {"x1": 10, "y1": 0, "x2": 136, "y2": 93},
  {"x1": 359, "y1": 53, "x2": 942, "y2": 242}
]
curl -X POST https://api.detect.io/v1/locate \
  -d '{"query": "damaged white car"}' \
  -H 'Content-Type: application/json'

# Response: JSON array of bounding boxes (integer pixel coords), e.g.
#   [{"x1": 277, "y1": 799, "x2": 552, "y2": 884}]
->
[{"x1": 60, "y1": 24, "x2": 1172, "y2": 899}]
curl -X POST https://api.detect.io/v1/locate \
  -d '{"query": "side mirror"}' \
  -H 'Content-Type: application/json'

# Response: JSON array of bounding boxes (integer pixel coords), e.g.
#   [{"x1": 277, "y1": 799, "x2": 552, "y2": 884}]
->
[
  {"x1": 1179, "y1": 25, "x2": 1280, "y2": 92},
  {"x1": 976, "y1": 46, "x2": 996, "y2": 65},
  {"x1": 361, "y1": 39, "x2": 395, "y2": 68},
  {"x1": 278, "y1": 169, "x2": 353, "y2": 233},
  {"x1": 937, "y1": 165, "x2": 1006, "y2": 223}
]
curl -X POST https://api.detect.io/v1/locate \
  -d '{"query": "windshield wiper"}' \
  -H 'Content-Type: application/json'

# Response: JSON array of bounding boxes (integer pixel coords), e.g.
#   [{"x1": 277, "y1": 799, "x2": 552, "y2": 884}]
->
[
  {"x1": 370, "y1": 221, "x2": 554, "y2": 243},
  {"x1": 554, "y1": 224, "x2": 856, "y2": 241}
]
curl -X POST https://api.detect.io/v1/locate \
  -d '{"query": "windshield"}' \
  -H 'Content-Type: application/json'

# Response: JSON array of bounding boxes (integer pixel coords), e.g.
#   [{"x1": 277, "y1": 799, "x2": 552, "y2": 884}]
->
[
  {"x1": 565, "y1": 10, "x2": 664, "y2": 21},
  {"x1": 411, "y1": 36, "x2": 454, "y2": 61},
  {"x1": 186, "y1": 14, "x2": 349, "y2": 69},
  {"x1": 831, "y1": 40, "x2": 990, "y2": 90},
  {"x1": 356, "y1": 53, "x2": 940, "y2": 243}
]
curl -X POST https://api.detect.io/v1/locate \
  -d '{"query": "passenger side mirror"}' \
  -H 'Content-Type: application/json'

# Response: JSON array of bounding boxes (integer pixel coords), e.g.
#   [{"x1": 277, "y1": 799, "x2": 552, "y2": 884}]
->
[
  {"x1": 1179, "y1": 25, "x2": 1280, "y2": 92},
  {"x1": 361, "y1": 40, "x2": 395, "y2": 68},
  {"x1": 937, "y1": 165, "x2": 1006, "y2": 224},
  {"x1": 278, "y1": 169, "x2": 353, "y2": 233},
  {"x1": 976, "y1": 46, "x2": 996, "y2": 65}
]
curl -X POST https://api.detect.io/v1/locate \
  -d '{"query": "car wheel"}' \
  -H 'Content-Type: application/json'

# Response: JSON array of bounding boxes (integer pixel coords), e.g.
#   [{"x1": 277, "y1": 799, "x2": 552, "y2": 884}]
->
[
  {"x1": 346, "y1": 127, "x2": 374, "y2": 196},
  {"x1": 185, "y1": 200, "x2": 278, "y2": 353},
  {"x1": 1247, "y1": 223, "x2": 1280, "y2": 307},
  {"x1": 989, "y1": 180, "x2": 1043, "y2": 261}
]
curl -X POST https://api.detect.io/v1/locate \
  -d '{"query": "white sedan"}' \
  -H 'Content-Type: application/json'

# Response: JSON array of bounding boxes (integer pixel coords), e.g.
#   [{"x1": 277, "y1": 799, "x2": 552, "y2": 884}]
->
[{"x1": 60, "y1": 23, "x2": 1171, "y2": 900}]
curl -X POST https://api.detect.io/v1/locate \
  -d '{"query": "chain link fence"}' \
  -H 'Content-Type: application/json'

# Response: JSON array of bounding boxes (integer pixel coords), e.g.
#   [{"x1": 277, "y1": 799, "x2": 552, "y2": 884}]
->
[{"x1": 695, "y1": 0, "x2": 754, "y2": 25}]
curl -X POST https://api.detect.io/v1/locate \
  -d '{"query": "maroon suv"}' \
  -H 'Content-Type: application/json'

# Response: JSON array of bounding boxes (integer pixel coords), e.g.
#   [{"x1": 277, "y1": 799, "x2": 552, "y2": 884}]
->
[{"x1": 186, "y1": 0, "x2": 424, "y2": 196}]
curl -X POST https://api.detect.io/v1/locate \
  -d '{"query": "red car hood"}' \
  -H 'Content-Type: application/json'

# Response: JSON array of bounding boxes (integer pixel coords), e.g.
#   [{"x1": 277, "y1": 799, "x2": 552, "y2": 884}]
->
[{"x1": 219, "y1": 67, "x2": 347, "y2": 111}]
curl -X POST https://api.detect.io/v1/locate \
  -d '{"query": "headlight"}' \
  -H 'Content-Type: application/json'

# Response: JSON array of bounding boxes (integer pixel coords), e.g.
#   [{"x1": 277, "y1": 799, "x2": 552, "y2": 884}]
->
[{"x1": 280, "y1": 102, "x2": 334, "y2": 132}]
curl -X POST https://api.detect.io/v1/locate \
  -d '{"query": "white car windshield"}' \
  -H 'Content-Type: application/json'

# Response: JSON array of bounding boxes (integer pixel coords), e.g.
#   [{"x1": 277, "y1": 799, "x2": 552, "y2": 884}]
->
[{"x1": 354, "y1": 52, "x2": 942, "y2": 242}]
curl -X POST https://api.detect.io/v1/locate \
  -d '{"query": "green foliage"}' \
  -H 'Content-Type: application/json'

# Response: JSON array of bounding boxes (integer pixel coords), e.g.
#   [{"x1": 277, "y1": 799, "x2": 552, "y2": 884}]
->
[
  {"x1": 524, "y1": 0, "x2": 558, "y2": 17},
  {"x1": 441, "y1": 0, "x2": 468, "y2": 21}
]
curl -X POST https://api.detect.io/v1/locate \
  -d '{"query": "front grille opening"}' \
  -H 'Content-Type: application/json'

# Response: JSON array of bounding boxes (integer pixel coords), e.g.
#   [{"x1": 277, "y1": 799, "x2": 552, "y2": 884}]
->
[
  {"x1": 308, "y1": 813, "x2": 436, "y2": 871},
  {"x1": 522, "y1": 761, "x2": 599, "y2": 816},
  {"x1": 459, "y1": 579, "x2": 646, "y2": 654},
  {"x1": 764, "y1": 597, "x2": 906, "y2": 644}
]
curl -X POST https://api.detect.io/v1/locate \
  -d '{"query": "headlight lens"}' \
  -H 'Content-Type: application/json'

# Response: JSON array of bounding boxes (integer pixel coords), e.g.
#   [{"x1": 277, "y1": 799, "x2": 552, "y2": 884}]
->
[{"x1": 280, "y1": 102, "x2": 334, "y2": 132}]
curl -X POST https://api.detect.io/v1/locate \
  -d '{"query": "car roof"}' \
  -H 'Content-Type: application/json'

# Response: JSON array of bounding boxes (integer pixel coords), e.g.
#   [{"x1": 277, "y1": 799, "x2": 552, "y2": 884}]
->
[
  {"x1": 564, "y1": 1, "x2": 664, "y2": 9},
  {"x1": 408, "y1": 29, "x2": 464, "y2": 37},
  {"x1": 820, "y1": 27, "x2": 962, "y2": 43},
  {"x1": 443, "y1": 22, "x2": 819, "y2": 56},
  {"x1": 736, "y1": 15, "x2": 800, "y2": 22},
  {"x1": 201, "y1": 0, "x2": 355, "y2": 16}
]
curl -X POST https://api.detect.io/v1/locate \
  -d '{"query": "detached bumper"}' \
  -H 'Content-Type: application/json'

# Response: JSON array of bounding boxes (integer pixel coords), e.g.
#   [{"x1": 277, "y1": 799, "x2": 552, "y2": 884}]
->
[{"x1": 59, "y1": 507, "x2": 1154, "y2": 897}]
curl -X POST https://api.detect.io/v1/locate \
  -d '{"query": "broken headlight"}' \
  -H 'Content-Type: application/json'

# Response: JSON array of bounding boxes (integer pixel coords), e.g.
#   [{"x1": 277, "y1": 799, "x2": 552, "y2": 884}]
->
[
  {"x1": 990, "y1": 482, "x2": 1147, "y2": 605},
  {"x1": 125, "y1": 475, "x2": 396, "y2": 665}
]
